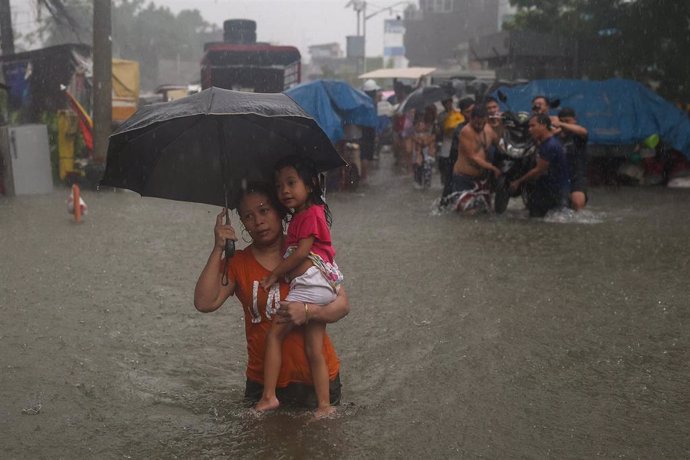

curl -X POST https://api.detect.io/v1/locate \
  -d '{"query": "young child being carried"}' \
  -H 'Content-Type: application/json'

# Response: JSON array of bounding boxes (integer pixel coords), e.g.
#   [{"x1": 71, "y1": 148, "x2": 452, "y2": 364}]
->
[{"x1": 256, "y1": 155, "x2": 343, "y2": 418}]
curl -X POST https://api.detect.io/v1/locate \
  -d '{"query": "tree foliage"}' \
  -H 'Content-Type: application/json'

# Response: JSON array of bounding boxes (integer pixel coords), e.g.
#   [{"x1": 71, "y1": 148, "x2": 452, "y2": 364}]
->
[
  {"x1": 505, "y1": 0, "x2": 690, "y2": 101},
  {"x1": 29, "y1": 0, "x2": 221, "y2": 90}
]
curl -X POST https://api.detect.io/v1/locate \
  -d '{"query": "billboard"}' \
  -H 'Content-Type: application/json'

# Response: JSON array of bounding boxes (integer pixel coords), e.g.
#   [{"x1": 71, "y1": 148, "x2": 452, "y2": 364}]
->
[{"x1": 383, "y1": 19, "x2": 407, "y2": 67}]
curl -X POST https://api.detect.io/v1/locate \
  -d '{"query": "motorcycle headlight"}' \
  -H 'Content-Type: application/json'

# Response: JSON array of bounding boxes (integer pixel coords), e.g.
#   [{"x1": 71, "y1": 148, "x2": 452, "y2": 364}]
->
[{"x1": 506, "y1": 144, "x2": 526, "y2": 158}]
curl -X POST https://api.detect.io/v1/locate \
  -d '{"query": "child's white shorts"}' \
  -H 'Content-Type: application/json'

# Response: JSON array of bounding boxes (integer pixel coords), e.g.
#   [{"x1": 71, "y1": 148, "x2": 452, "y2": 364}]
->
[{"x1": 285, "y1": 266, "x2": 337, "y2": 305}]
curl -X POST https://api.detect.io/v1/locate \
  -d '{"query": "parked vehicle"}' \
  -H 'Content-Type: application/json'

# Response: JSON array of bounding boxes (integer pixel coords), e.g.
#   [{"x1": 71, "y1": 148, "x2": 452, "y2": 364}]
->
[{"x1": 201, "y1": 19, "x2": 301, "y2": 93}]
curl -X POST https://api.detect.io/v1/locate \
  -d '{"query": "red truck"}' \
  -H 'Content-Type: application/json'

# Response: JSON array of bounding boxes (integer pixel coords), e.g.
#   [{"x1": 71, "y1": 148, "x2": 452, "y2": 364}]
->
[{"x1": 201, "y1": 19, "x2": 301, "y2": 93}]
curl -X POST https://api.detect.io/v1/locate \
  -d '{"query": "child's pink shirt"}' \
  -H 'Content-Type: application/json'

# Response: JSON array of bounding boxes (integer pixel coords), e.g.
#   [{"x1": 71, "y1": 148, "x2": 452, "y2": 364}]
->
[{"x1": 285, "y1": 204, "x2": 335, "y2": 263}]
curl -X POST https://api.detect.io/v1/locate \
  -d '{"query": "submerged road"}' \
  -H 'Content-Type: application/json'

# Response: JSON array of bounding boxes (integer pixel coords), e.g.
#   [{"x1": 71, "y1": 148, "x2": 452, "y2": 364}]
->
[{"x1": 1, "y1": 152, "x2": 689, "y2": 458}]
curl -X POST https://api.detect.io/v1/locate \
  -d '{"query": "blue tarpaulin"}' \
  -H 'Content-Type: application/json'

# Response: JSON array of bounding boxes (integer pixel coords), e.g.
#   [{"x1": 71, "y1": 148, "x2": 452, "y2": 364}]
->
[
  {"x1": 285, "y1": 79, "x2": 377, "y2": 142},
  {"x1": 493, "y1": 79, "x2": 690, "y2": 158}
]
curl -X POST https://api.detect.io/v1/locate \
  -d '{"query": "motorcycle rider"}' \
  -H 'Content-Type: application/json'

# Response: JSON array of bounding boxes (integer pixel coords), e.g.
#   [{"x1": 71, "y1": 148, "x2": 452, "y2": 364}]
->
[
  {"x1": 531, "y1": 95, "x2": 550, "y2": 115},
  {"x1": 554, "y1": 107, "x2": 588, "y2": 211},
  {"x1": 532, "y1": 95, "x2": 561, "y2": 129},
  {"x1": 509, "y1": 113, "x2": 570, "y2": 217}
]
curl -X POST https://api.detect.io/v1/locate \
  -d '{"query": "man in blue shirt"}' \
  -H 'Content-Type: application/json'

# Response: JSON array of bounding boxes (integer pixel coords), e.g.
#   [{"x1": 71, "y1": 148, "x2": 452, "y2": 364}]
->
[{"x1": 509, "y1": 113, "x2": 570, "y2": 217}]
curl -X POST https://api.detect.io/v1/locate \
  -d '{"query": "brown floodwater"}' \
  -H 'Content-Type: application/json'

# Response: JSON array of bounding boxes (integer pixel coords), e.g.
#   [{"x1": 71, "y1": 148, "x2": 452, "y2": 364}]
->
[{"x1": 1, "y1": 153, "x2": 689, "y2": 458}]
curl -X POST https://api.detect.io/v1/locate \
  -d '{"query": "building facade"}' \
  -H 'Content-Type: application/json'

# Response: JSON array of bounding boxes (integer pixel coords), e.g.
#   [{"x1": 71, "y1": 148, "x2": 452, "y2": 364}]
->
[{"x1": 403, "y1": 0, "x2": 514, "y2": 67}]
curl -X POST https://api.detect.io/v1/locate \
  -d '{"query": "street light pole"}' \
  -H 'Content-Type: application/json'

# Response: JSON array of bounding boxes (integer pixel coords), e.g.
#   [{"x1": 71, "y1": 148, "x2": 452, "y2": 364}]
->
[
  {"x1": 346, "y1": 1, "x2": 410, "y2": 74},
  {"x1": 361, "y1": 1, "x2": 412, "y2": 72}
]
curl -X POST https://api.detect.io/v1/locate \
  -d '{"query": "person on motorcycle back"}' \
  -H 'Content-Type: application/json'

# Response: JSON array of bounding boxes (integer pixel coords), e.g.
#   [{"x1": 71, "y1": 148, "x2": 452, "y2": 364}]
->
[
  {"x1": 450, "y1": 105, "x2": 501, "y2": 212},
  {"x1": 554, "y1": 108, "x2": 589, "y2": 211},
  {"x1": 485, "y1": 96, "x2": 503, "y2": 163},
  {"x1": 510, "y1": 113, "x2": 571, "y2": 218},
  {"x1": 532, "y1": 95, "x2": 560, "y2": 128}
]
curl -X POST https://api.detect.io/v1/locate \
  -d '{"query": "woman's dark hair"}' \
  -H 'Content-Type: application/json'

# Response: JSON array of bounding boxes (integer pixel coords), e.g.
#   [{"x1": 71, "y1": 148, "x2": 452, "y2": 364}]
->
[
  {"x1": 274, "y1": 155, "x2": 332, "y2": 226},
  {"x1": 236, "y1": 181, "x2": 289, "y2": 221}
]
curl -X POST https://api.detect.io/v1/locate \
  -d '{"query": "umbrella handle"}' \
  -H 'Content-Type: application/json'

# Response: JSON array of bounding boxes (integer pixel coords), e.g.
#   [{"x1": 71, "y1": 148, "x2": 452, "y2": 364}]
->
[
  {"x1": 224, "y1": 208, "x2": 236, "y2": 259},
  {"x1": 221, "y1": 209, "x2": 235, "y2": 287}
]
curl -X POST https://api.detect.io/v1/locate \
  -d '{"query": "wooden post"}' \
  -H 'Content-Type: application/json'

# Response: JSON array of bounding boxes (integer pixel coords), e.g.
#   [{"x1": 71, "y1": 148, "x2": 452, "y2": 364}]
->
[{"x1": 92, "y1": 0, "x2": 112, "y2": 164}]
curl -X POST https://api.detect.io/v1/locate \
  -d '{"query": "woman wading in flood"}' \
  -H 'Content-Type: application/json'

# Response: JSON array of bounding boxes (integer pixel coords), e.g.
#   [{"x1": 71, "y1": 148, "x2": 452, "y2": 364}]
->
[{"x1": 194, "y1": 183, "x2": 349, "y2": 413}]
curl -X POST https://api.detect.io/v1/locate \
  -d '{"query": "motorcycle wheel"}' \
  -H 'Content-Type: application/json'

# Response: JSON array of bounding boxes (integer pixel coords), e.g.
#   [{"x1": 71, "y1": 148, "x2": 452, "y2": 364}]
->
[{"x1": 494, "y1": 176, "x2": 510, "y2": 214}]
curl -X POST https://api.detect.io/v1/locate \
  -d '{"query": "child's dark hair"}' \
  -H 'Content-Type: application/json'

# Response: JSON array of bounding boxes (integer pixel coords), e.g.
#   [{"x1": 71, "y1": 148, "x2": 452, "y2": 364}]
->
[{"x1": 274, "y1": 155, "x2": 332, "y2": 227}]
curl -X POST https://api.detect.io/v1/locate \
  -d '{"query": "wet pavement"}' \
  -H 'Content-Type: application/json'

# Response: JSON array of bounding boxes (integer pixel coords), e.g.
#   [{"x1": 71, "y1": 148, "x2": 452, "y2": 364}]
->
[{"x1": 1, "y1": 152, "x2": 689, "y2": 458}]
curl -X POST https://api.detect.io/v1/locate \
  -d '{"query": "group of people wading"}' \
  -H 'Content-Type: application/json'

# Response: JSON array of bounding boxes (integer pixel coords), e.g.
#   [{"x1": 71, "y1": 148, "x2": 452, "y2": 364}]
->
[{"x1": 402, "y1": 93, "x2": 589, "y2": 217}]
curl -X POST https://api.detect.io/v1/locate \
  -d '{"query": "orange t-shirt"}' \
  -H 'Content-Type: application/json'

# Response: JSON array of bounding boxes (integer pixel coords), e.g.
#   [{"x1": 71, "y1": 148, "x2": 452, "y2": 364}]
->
[{"x1": 227, "y1": 248, "x2": 340, "y2": 387}]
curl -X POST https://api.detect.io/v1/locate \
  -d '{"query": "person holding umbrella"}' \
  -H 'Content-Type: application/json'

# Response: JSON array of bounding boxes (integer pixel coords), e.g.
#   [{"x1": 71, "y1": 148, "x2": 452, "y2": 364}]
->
[
  {"x1": 194, "y1": 183, "x2": 349, "y2": 413},
  {"x1": 101, "y1": 87, "x2": 350, "y2": 415}
]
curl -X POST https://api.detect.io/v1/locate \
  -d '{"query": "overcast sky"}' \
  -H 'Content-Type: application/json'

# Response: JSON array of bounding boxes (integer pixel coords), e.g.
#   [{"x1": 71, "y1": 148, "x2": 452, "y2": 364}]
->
[
  {"x1": 11, "y1": 0, "x2": 407, "y2": 59},
  {"x1": 157, "y1": 0, "x2": 403, "y2": 58}
]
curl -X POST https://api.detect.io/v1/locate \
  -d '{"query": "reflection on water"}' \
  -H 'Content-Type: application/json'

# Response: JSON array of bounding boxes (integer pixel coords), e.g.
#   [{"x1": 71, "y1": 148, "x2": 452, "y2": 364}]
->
[
  {"x1": 1, "y1": 153, "x2": 689, "y2": 458},
  {"x1": 431, "y1": 195, "x2": 607, "y2": 224},
  {"x1": 543, "y1": 208, "x2": 605, "y2": 224}
]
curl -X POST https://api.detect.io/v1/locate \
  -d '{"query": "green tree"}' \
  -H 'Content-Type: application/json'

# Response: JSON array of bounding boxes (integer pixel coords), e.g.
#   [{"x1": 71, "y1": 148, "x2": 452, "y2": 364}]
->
[
  {"x1": 31, "y1": 0, "x2": 220, "y2": 90},
  {"x1": 505, "y1": 0, "x2": 690, "y2": 101}
]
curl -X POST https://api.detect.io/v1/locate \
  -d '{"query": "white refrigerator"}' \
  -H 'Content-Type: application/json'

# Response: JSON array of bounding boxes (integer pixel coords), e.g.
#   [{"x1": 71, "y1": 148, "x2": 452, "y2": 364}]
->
[{"x1": 0, "y1": 124, "x2": 53, "y2": 196}]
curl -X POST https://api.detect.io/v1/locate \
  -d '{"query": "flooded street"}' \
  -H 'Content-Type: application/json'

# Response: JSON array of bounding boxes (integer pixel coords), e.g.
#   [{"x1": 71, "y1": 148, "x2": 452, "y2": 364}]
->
[{"x1": 1, "y1": 152, "x2": 689, "y2": 458}]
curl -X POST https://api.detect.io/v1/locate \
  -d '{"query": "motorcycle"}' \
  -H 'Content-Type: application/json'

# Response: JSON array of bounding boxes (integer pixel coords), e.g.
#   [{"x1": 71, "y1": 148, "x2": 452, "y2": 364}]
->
[
  {"x1": 492, "y1": 109, "x2": 536, "y2": 213},
  {"x1": 492, "y1": 92, "x2": 560, "y2": 214}
]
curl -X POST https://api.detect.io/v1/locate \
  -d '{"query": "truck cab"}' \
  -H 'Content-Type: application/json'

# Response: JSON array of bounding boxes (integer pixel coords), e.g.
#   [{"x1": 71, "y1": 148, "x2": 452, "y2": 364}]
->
[{"x1": 201, "y1": 19, "x2": 301, "y2": 93}]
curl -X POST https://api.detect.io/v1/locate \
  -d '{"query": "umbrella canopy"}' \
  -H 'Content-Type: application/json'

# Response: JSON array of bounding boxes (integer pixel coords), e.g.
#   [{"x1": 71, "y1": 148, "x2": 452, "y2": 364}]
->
[
  {"x1": 397, "y1": 85, "x2": 452, "y2": 113},
  {"x1": 100, "y1": 87, "x2": 345, "y2": 209},
  {"x1": 285, "y1": 79, "x2": 377, "y2": 142}
]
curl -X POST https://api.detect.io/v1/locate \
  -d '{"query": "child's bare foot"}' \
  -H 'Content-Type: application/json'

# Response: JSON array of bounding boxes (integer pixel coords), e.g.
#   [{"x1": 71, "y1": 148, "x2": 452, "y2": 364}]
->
[
  {"x1": 314, "y1": 405, "x2": 336, "y2": 419},
  {"x1": 254, "y1": 396, "x2": 279, "y2": 412}
]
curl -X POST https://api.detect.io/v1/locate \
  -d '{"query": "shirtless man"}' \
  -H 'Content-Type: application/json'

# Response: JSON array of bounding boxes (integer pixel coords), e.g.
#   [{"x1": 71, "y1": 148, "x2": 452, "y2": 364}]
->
[{"x1": 451, "y1": 104, "x2": 501, "y2": 195}]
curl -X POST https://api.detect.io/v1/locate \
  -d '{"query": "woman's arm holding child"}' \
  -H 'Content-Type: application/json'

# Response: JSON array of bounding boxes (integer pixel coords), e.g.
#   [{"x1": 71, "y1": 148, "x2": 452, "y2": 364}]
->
[
  {"x1": 260, "y1": 236, "x2": 315, "y2": 289},
  {"x1": 276, "y1": 287, "x2": 350, "y2": 325}
]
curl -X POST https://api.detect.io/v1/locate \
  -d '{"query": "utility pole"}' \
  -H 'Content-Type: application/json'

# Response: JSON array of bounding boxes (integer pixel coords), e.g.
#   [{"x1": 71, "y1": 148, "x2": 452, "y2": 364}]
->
[
  {"x1": 93, "y1": 0, "x2": 112, "y2": 164},
  {"x1": 0, "y1": 0, "x2": 14, "y2": 55}
]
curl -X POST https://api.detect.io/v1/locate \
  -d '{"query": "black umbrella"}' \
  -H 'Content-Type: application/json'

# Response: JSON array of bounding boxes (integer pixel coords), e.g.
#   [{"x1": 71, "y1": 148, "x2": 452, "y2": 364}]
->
[
  {"x1": 397, "y1": 85, "x2": 452, "y2": 112},
  {"x1": 101, "y1": 86, "x2": 344, "y2": 208},
  {"x1": 101, "y1": 86, "x2": 345, "y2": 263}
]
